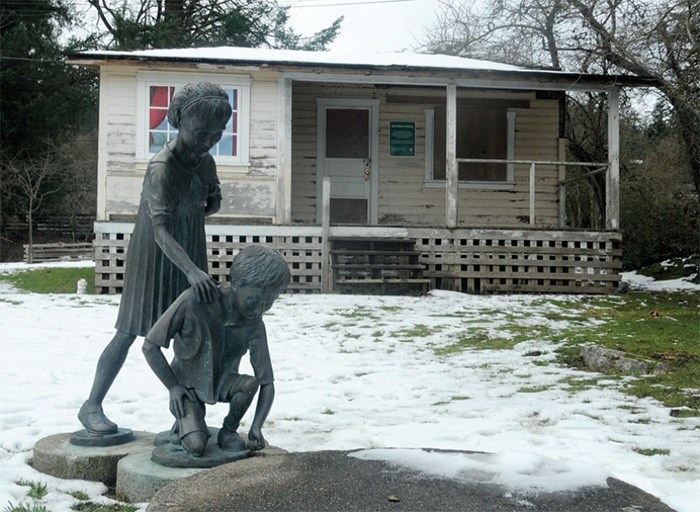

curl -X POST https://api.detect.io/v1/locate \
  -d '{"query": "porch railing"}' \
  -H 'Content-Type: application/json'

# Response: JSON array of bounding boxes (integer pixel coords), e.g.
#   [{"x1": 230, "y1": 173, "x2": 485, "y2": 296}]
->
[{"x1": 455, "y1": 158, "x2": 609, "y2": 227}]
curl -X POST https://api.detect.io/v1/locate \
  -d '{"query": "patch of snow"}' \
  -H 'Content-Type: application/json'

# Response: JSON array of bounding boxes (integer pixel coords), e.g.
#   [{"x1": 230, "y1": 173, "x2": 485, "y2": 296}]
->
[
  {"x1": 350, "y1": 448, "x2": 611, "y2": 493},
  {"x1": 0, "y1": 261, "x2": 698, "y2": 512}
]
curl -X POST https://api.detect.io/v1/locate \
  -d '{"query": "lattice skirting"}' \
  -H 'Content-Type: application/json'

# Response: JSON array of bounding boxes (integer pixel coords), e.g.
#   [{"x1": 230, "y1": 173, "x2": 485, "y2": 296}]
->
[
  {"x1": 93, "y1": 223, "x2": 324, "y2": 294},
  {"x1": 412, "y1": 228, "x2": 621, "y2": 294},
  {"x1": 93, "y1": 223, "x2": 621, "y2": 295}
]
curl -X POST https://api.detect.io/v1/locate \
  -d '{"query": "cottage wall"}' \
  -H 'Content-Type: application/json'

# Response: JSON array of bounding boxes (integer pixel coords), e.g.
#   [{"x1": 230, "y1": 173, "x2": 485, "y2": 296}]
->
[
  {"x1": 291, "y1": 82, "x2": 562, "y2": 228},
  {"x1": 98, "y1": 70, "x2": 563, "y2": 228},
  {"x1": 97, "y1": 65, "x2": 281, "y2": 222}
]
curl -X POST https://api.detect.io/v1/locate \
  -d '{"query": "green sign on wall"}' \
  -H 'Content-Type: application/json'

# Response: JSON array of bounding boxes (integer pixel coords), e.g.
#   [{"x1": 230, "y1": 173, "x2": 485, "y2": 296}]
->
[{"x1": 389, "y1": 121, "x2": 416, "y2": 157}]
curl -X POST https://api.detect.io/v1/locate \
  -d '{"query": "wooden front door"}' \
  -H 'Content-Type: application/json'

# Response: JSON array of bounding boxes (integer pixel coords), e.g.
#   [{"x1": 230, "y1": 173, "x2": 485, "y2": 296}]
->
[{"x1": 317, "y1": 99, "x2": 379, "y2": 225}]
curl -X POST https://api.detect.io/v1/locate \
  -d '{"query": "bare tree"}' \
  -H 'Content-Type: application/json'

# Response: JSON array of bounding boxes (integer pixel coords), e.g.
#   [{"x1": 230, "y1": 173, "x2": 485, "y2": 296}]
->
[
  {"x1": 6, "y1": 152, "x2": 65, "y2": 263},
  {"x1": 422, "y1": 0, "x2": 700, "y2": 197},
  {"x1": 54, "y1": 132, "x2": 98, "y2": 241}
]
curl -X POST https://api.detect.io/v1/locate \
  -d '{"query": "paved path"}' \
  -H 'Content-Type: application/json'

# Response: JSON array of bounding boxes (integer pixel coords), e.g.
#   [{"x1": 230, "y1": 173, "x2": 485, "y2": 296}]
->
[{"x1": 147, "y1": 450, "x2": 675, "y2": 512}]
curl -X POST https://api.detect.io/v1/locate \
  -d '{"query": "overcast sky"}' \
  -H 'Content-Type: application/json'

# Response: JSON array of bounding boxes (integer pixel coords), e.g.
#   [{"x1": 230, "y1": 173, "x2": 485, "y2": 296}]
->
[{"x1": 285, "y1": 0, "x2": 439, "y2": 53}]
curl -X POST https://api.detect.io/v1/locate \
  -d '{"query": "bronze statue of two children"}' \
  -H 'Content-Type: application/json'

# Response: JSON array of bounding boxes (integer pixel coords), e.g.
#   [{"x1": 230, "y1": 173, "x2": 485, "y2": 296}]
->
[{"x1": 77, "y1": 82, "x2": 290, "y2": 459}]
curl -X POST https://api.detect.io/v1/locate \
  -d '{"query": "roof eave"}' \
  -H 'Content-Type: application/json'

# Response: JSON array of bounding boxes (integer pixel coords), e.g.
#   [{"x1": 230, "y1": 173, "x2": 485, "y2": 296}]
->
[{"x1": 64, "y1": 52, "x2": 662, "y2": 89}]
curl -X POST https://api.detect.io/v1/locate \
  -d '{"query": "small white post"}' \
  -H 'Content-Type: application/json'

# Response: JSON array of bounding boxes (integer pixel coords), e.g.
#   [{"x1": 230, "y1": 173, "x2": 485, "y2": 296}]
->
[
  {"x1": 321, "y1": 177, "x2": 332, "y2": 292},
  {"x1": 529, "y1": 162, "x2": 536, "y2": 225}
]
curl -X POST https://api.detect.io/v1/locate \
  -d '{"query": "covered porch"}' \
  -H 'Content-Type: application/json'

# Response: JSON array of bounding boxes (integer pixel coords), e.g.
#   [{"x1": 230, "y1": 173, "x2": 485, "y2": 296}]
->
[{"x1": 87, "y1": 49, "x2": 647, "y2": 295}]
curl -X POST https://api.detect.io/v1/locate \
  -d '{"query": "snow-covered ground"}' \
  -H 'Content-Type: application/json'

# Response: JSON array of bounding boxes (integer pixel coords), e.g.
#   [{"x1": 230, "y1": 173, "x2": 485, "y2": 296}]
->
[{"x1": 0, "y1": 261, "x2": 698, "y2": 511}]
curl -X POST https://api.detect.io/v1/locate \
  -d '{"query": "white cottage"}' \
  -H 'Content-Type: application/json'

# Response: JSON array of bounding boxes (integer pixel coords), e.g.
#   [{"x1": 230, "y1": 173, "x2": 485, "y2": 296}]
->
[{"x1": 67, "y1": 46, "x2": 658, "y2": 294}]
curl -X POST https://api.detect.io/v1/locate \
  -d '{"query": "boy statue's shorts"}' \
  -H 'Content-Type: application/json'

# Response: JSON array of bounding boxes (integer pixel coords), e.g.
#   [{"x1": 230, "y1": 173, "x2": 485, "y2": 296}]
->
[
  {"x1": 177, "y1": 373, "x2": 259, "y2": 447},
  {"x1": 217, "y1": 373, "x2": 259, "y2": 402}
]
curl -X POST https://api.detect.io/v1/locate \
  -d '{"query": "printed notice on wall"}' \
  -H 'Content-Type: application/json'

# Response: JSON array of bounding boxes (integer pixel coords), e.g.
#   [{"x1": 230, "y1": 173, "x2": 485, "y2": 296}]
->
[{"x1": 389, "y1": 121, "x2": 416, "y2": 157}]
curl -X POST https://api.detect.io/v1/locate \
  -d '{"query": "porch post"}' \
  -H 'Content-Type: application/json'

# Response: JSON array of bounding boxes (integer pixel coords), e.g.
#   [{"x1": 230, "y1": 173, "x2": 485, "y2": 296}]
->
[
  {"x1": 446, "y1": 83, "x2": 458, "y2": 228},
  {"x1": 606, "y1": 87, "x2": 620, "y2": 230},
  {"x1": 276, "y1": 77, "x2": 293, "y2": 224},
  {"x1": 321, "y1": 177, "x2": 332, "y2": 292}
]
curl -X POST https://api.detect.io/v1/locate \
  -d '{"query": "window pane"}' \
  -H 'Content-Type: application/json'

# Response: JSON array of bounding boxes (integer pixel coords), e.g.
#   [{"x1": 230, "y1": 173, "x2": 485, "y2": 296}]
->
[
  {"x1": 150, "y1": 131, "x2": 168, "y2": 153},
  {"x1": 326, "y1": 108, "x2": 369, "y2": 159},
  {"x1": 148, "y1": 86, "x2": 176, "y2": 154},
  {"x1": 218, "y1": 135, "x2": 233, "y2": 156},
  {"x1": 433, "y1": 105, "x2": 508, "y2": 181},
  {"x1": 147, "y1": 84, "x2": 239, "y2": 158}
]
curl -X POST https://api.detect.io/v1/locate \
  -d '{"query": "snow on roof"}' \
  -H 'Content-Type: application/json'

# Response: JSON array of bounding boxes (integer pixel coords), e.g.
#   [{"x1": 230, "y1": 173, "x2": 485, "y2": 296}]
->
[
  {"x1": 78, "y1": 46, "x2": 538, "y2": 73},
  {"x1": 73, "y1": 46, "x2": 662, "y2": 88}
]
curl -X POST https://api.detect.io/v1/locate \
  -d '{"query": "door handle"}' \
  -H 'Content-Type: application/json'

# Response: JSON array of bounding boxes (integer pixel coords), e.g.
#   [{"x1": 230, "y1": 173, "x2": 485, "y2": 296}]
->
[
  {"x1": 363, "y1": 159, "x2": 371, "y2": 180},
  {"x1": 364, "y1": 166, "x2": 370, "y2": 180}
]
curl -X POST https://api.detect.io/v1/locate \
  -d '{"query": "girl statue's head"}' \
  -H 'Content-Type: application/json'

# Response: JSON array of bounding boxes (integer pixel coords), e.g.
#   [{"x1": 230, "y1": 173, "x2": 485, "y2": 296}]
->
[{"x1": 167, "y1": 82, "x2": 232, "y2": 130}]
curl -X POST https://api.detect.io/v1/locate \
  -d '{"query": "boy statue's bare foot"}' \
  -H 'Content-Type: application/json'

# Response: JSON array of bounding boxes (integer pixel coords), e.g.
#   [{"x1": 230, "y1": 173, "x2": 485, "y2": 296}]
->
[
  {"x1": 217, "y1": 427, "x2": 246, "y2": 451},
  {"x1": 78, "y1": 401, "x2": 118, "y2": 434}
]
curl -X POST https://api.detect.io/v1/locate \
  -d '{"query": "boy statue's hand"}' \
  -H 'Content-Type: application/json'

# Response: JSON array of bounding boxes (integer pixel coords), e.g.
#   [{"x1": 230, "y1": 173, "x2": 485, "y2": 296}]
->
[
  {"x1": 169, "y1": 384, "x2": 197, "y2": 419},
  {"x1": 247, "y1": 426, "x2": 265, "y2": 451}
]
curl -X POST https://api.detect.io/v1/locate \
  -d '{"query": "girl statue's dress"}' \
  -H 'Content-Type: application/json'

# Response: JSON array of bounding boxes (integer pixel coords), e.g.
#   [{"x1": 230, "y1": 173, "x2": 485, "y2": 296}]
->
[
  {"x1": 116, "y1": 141, "x2": 222, "y2": 336},
  {"x1": 78, "y1": 81, "x2": 230, "y2": 436}
]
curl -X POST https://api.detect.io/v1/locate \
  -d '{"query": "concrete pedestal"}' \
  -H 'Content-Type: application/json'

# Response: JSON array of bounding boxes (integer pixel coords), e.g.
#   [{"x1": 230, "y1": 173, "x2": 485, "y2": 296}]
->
[
  {"x1": 116, "y1": 451, "x2": 205, "y2": 503},
  {"x1": 117, "y1": 437, "x2": 287, "y2": 502},
  {"x1": 32, "y1": 431, "x2": 156, "y2": 486},
  {"x1": 33, "y1": 431, "x2": 286, "y2": 502}
]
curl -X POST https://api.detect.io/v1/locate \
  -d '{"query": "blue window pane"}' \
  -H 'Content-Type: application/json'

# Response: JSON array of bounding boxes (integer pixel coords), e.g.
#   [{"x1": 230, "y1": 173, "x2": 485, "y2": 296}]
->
[
  {"x1": 150, "y1": 131, "x2": 167, "y2": 153},
  {"x1": 218, "y1": 135, "x2": 233, "y2": 156},
  {"x1": 154, "y1": 115, "x2": 168, "y2": 130}
]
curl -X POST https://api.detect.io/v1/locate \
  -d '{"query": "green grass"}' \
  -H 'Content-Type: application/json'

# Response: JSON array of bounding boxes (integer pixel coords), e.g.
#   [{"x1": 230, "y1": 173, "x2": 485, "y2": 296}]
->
[
  {"x1": 335, "y1": 306, "x2": 380, "y2": 321},
  {"x1": 518, "y1": 385, "x2": 552, "y2": 393},
  {"x1": 15, "y1": 481, "x2": 48, "y2": 501},
  {"x1": 426, "y1": 292, "x2": 699, "y2": 411},
  {"x1": 0, "y1": 267, "x2": 95, "y2": 294},
  {"x1": 394, "y1": 324, "x2": 442, "y2": 338},
  {"x1": 71, "y1": 503, "x2": 138, "y2": 512},
  {"x1": 554, "y1": 292, "x2": 700, "y2": 410},
  {"x1": 4, "y1": 503, "x2": 48, "y2": 512},
  {"x1": 434, "y1": 328, "x2": 519, "y2": 355},
  {"x1": 633, "y1": 447, "x2": 671, "y2": 457}
]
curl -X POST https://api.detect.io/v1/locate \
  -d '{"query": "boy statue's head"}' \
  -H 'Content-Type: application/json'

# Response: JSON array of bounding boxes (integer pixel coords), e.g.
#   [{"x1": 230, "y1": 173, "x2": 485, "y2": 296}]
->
[
  {"x1": 229, "y1": 246, "x2": 291, "y2": 320},
  {"x1": 230, "y1": 245, "x2": 291, "y2": 293}
]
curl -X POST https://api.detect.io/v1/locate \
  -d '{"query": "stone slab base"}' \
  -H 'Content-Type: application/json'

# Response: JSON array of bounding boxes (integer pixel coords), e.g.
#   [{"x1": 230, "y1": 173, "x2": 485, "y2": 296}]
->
[
  {"x1": 32, "y1": 431, "x2": 156, "y2": 486},
  {"x1": 117, "y1": 451, "x2": 204, "y2": 503},
  {"x1": 117, "y1": 439, "x2": 287, "y2": 502}
]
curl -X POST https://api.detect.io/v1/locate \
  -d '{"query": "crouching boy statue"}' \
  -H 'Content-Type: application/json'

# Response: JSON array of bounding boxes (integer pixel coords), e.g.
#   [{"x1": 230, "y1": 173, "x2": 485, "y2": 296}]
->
[{"x1": 142, "y1": 245, "x2": 290, "y2": 458}]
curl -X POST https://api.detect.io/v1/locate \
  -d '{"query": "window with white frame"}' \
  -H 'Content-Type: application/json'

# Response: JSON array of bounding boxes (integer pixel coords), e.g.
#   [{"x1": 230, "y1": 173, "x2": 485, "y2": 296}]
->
[
  {"x1": 136, "y1": 72, "x2": 251, "y2": 165},
  {"x1": 425, "y1": 105, "x2": 516, "y2": 187}
]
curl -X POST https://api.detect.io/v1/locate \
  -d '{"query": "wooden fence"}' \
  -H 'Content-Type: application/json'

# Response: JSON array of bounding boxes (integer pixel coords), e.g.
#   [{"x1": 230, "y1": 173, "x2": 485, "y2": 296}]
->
[{"x1": 23, "y1": 242, "x2": 94, "y2": 263}]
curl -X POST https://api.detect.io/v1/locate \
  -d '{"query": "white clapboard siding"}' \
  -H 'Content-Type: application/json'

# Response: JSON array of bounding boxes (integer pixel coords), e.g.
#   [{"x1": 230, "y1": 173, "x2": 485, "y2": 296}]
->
[{"x1": 100, "y1": 67, "x2": 280, "y2": 221}]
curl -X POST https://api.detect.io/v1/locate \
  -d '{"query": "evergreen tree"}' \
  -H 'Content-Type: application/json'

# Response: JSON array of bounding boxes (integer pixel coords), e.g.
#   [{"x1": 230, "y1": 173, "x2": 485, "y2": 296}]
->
[
  {"x1": 0, "y1": 0, "x2": 98, "y2": 259},
  {"x1": 87, "y1": 0, "x2": 342, "y2": 51},
  {"x1": 0, "y1": 0, "x2": 98, "y2": 155}
]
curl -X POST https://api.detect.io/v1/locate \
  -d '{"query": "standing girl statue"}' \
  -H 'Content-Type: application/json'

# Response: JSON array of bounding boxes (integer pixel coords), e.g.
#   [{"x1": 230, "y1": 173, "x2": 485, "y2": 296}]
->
[{"x1": 78, "y1": 82, "x2": 232, "y2": 434}]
